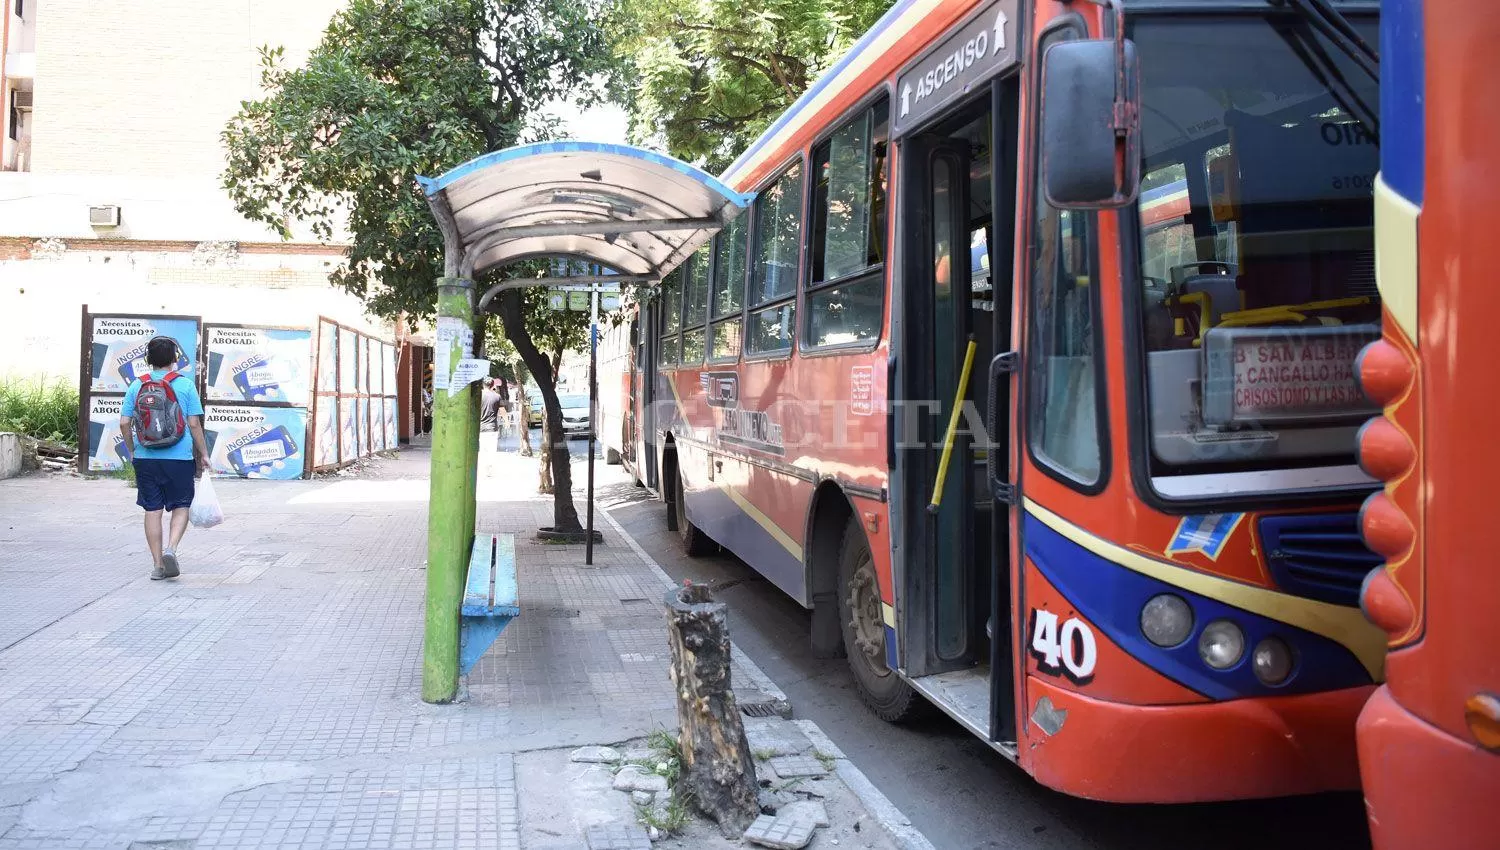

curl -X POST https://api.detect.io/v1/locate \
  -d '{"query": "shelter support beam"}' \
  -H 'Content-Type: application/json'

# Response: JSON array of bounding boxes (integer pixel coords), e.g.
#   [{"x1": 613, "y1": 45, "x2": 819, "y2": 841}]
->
[{"x1": 423, "y1": 277, "x2": 478, "y2": 703}]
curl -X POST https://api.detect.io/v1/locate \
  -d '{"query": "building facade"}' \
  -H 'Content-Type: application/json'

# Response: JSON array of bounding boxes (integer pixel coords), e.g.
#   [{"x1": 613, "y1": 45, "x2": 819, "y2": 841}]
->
[{"x1": 0, "y1": 0, "x2": 398, "y2": 382}]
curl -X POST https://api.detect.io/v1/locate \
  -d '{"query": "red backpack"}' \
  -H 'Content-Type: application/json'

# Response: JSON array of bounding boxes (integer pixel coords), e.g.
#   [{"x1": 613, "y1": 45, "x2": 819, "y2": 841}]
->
[{"x1": 133, "y1": 372, "x2": 187, "y2": 448}]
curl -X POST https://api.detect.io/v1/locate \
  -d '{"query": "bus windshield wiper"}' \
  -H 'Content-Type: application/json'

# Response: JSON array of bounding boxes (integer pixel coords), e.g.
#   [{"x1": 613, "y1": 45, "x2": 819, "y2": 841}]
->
[
  {"x1": 1268, "y1": 0, "x2": 1380, "y2": 141},
  {"x1": 1272, "y1": 0, "x2": 1379, "y2": 82}
]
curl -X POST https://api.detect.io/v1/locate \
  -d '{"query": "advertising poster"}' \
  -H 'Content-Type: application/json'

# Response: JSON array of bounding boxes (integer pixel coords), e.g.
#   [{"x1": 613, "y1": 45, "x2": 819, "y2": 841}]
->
[
  {"x1": 384, "y1": 398, "x2": 397, "y2": 450},
  {"x1": 366, "y1": 338, "x2": 377, "y2": 394},
  {"x1": 371, "y1": 399, "x2": 386, "y2": 452},
  {"x1": 318, "y1": 322, "x2": 337, "y2": 392},
  {"x1": 339, "y1": 329, "x2": 357, "y2": 394},
  {"x1": 382, "y1": 343, "x2": 396, "y2": 397},
  {"x1": 204, "y1": 326, "x2": 312, "y2": 406},
  {"x1": 204, "y1": 405, "x2": 308, "y2": 480},
  {"x1": 339, "y1": 398, "x2": 359, "y2": 463},
  {"x1": 358, "y1": 397, "x2": 370, "y2": 454},
  {"x1": 85, "y1": 395, "x2": 129, "y2": 472},
  {"x1": 89, "y1": 316, "x2": 198, "y2": 393},
  {"x1": 314, "y1": 394, "x2": 338, "y2": 469}
]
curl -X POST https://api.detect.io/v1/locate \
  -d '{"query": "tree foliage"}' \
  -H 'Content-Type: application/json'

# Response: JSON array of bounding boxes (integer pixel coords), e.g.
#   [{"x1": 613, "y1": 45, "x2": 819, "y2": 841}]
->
[
  {"x1": 612, "y1": 0, "x2": 893, "y2": 172},
  {"x1": 222, "y1": 0, "x2": 615, "y2": 321},
  {"x1": 222, "y1": 0, "x2": 615, "y2": 530}
]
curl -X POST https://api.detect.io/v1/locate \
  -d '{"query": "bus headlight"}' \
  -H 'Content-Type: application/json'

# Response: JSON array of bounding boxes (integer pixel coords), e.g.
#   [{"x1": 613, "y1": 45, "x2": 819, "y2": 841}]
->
[
  {"x1": 1198, "y1": 620, "x2": 1245, "y2": 670},
  {"x1": 1140, "y1": 594, "x2": 1194, "y2": 647},
  {"x1": 1252, "y1": 637, "x2": 1294, "y2": 685}
]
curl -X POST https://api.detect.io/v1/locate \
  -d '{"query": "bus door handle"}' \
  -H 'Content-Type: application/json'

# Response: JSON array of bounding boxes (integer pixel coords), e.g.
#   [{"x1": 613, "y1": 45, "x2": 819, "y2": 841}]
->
[{"x1": 988, "y1": 351, "x2": 1018, "y2": 505}]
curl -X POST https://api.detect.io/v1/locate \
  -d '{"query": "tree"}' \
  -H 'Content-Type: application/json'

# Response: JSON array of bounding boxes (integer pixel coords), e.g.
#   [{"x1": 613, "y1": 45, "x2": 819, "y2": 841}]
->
[
  {"x1": 611, "y1": 0, "x2": 893, "y2": 171},
  {"x1": 222, "y1": 0, "x2": 615, "y2": 532}
]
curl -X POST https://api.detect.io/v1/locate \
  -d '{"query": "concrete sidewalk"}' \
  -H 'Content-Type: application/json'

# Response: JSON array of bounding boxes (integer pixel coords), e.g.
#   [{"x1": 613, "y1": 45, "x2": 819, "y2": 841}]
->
[{"x1": 0, "y1": 447, "x2": 923, "y2": 850}]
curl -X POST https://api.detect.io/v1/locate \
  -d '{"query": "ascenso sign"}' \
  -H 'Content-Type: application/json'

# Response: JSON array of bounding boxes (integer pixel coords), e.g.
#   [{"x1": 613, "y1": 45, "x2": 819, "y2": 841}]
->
[{"x1": 894, "y1": 0, "x2": 1020, "y2": 135}]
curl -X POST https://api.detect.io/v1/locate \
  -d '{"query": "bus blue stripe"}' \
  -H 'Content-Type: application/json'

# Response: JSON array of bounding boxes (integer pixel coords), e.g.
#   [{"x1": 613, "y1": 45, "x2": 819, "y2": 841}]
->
[{"x1": 1381, "y1": 0, "x2": 1424, "y2": 204}]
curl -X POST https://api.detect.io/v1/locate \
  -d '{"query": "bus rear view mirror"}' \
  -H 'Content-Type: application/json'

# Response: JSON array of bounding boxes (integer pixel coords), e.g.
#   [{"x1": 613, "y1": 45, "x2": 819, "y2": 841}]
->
[{"x1": 1040, "y1": 38, "x2": 1141, "y2": 209}]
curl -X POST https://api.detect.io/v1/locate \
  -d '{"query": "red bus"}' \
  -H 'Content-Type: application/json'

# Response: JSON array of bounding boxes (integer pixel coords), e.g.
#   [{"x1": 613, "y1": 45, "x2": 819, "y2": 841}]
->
[
  {"x1": 604, "y1": 0, "x2": 1386, "y2": 802},
  {"x1": 1354, "y1": 0, "x2": 1500, "y2": 845}
]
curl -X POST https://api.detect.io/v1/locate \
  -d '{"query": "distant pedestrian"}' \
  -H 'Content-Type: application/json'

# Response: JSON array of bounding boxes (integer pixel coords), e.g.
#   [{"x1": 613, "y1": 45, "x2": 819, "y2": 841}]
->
[
  {"x1": 479, "y1": 378, "x2": 503, "y2": 450},
  {"x1": 119, "y1": 336, "x2": 211, "y2": 581}
]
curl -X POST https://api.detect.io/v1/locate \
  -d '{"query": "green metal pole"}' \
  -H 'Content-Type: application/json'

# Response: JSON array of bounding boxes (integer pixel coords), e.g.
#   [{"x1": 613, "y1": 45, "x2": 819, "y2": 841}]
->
[{"x1": 423, "y1": 277, "x2": 476, "y2": 703}]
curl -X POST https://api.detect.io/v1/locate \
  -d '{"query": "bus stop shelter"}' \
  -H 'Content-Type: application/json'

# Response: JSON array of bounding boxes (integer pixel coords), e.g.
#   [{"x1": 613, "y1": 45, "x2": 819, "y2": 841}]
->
[{"x1": 415, "y1": 141, "x2": 751, "y2": 703}]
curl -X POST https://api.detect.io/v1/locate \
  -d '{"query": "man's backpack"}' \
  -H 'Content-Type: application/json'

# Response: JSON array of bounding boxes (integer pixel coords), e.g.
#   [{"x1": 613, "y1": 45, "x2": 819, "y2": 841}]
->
[{"x1": 133, "y1": 372, "x2": 187, "y2": 449}]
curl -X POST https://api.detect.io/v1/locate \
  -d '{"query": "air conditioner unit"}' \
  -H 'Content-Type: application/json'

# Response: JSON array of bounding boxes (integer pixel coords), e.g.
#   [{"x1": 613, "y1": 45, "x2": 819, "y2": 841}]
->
[
  {"x1": 12, "y1": 91, "x2": 32, "y2": 112},
  {"x1": 88, "y1": 205, "x2": 121, "y2": 227}
]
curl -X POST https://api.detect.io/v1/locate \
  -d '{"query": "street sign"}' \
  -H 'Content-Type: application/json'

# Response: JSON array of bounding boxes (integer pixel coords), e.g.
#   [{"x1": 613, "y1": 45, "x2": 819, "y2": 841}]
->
[
  {"x1": 600, "y1": 293, "x2": 621, "y2": 312},
  {"x1": 547, "y1": 290, "x2": 567, "y2": 311},
  {"x1": 552, "y1": 283, "x2": 623, "y2": 294},
  {"x1": 568, "y1": 290, "x2": 589, "y2": 311},
  {"x1": 892, "y1": 0, "x2": 1020, "y2": 136}
]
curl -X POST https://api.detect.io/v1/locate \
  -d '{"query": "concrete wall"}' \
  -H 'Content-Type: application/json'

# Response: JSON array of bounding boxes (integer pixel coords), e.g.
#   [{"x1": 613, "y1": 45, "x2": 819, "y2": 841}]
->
[{"x1": 0, "y1": 241, "x2": 388, "y2": 382}]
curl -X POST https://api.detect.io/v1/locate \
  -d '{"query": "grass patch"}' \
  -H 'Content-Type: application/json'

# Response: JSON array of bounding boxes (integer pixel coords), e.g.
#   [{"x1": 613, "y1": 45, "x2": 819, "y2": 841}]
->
[
  {"x1": 0, "y1": 378, "x2": 78, "y2": 446},
  {"x1": 636, "y1": 794, "x2": 691, "y2": 836},
  {"x1": 753, "y1": 748, "x2": 776, "y2": 761},
  {"x1": 111, "y1": 463, "x2": 137, "y2": 487},
  {"x1": 814, "y1": 751, "x2": 837, "y2": 770}
]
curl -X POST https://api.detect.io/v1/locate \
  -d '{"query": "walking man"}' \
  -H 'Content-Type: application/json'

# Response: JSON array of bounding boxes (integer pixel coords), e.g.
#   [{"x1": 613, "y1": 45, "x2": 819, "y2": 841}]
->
[
  {"x1": 479, "y1": 378, "x2": 502, "y2": 450},
  {"x1": 119, "y1": 336, "x2": 211, "y2": 580}
]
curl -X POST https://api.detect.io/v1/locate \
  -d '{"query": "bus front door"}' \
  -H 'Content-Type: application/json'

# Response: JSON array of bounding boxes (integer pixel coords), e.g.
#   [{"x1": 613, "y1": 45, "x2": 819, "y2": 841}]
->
[{"x1": 896, "y1": 92, "x2": 1015, "y2": 742}]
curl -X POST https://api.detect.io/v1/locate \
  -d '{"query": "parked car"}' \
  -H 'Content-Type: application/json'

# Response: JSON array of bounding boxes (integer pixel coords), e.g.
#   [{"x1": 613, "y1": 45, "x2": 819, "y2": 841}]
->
[{"x1": 557, "y1": 394, "x2": 592, "y2": 437}]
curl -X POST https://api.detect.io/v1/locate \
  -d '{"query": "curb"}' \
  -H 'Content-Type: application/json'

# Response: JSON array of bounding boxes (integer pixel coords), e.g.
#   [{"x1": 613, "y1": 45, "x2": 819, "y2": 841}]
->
[{"x1": 596, "y1": 505, "x2": 936, "y2": 850}]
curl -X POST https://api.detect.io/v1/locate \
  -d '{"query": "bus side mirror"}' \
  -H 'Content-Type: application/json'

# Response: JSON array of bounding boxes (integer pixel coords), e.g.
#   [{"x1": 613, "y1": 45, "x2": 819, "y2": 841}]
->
[{"x1": 1040, "y1": 37, "x2": 1142, "y2": 209}]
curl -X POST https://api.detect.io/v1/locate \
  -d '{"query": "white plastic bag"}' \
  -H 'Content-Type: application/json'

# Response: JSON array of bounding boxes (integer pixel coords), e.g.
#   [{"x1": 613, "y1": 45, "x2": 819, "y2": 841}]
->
[{"x1": 189, "y1": 474, "x2": 225, "y2": 529}]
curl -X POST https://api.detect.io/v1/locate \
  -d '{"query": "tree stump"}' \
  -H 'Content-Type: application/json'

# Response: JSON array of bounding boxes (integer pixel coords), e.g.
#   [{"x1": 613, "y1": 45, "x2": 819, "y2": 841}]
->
[{"x1": 663, "y1": 584, "x2": 759, "y2": 837}]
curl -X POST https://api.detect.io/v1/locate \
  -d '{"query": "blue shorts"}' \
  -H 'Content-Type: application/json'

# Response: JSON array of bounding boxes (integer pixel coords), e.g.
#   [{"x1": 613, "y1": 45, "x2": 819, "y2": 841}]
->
[{"x1": 134, "y1": 459, "x2": 196, "y2": 512}]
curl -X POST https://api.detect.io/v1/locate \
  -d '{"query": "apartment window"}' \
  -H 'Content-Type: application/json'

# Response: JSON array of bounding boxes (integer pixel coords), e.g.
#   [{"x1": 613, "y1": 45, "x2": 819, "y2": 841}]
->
[
  {"x1": 748, "y1": 161, "x2": 804, "y2": 355},
  {"x1": 7, "y1": 92, "x2": 16, "y2": 142},
  {"x1": 709, "y1": 216, "x2": 747, "y2": 361},
  {"x1": 805, "y1": 100, "x2": 889, "y2": 348}
]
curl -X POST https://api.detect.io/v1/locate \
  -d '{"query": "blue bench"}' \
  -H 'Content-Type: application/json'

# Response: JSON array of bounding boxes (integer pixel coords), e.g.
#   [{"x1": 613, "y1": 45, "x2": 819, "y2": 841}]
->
[{"x1": 458, "y1": 532, "x2": 520, "y2": 676}]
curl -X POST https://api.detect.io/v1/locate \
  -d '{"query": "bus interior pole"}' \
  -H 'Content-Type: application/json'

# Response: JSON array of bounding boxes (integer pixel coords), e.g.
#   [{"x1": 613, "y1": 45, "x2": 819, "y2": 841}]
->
[{"x1": 586, "y1": 287, "x2": 598, "y2": 565}]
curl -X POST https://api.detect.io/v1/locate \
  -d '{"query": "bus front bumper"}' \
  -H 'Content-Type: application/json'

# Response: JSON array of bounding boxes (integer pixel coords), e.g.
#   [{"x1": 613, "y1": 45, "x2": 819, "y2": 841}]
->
[
  {"x1": 1024, "y1": 677, "x2": 1375, "y2": 803},
  {"x1": 1357, "y1": 684, "x2": 1500, "y2": 850}
]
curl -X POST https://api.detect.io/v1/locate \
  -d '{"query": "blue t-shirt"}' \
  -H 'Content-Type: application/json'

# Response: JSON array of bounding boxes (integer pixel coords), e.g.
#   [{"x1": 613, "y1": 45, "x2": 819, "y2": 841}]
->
[{"x1": 121, "y1": 370, "x2": 203, "y2": 461}]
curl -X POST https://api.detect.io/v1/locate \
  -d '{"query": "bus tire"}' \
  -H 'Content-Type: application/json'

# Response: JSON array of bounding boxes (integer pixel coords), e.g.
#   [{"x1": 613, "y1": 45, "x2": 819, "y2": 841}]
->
[
  {"x1": 606, "y1": 448, "x2": 622, "y2": 465},
  {"x1": 837, "y1": 517, "x2": 926, "y2": 723},
  {"x1": 674, "y1": 465, "x2": 716, "y2": 557}
]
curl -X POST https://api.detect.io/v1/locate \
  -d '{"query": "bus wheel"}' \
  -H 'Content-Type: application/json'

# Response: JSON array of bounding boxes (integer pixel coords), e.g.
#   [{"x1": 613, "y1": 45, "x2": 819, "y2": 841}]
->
[
  {"x1": 674, "y1": 466, "x2": 715, "y2": 557},
  {"x1": 838, "y1": 518, "x2": 924, "y2": 723}
]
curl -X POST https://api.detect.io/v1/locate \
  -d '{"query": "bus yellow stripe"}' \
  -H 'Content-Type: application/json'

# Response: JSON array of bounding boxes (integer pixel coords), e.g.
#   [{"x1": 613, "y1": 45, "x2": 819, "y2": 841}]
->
[
  {"x1": 1375, "y1": 174, "x2": 1420, "y2": 346},
  {"x1": 725, "y1": 485, "x2": 804, "y2": 560},
  {"x1": 1023, "y1": 498, "x2": 1386, "y2": 681}
]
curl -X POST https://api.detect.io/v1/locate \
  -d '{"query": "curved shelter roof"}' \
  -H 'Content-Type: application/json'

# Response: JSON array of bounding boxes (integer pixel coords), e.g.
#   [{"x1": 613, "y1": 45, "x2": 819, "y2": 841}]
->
[{"x1": 417, "y1": 141, "x2": 752, "y2": 284}]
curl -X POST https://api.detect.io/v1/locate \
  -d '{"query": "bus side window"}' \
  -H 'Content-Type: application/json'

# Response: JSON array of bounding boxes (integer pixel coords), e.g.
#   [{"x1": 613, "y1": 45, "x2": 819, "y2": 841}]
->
[
  {"x1": 1027, "y1": 28, "x2": 1103, "y2": 487},
  {"x1": 710, "y1": 216, "x2": 747, "y2": 361},
  {"x1": 804, "y1": 99, "x2": 889, "y2": 348},
  {"x1": 748, "y1": 161, "x2": 805, "y2": 355},
  {"x1": 682, "y1": 246, "x2": 711, "y2": 364},
  {"x1": 658, "y1": 269, "x2": 682, "y2": 368}
]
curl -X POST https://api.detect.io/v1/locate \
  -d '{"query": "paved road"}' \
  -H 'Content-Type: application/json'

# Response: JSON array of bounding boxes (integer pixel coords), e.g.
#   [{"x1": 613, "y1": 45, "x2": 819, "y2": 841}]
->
[{"x1": 589, "y1": 468, "x2": 1373, "y2": 850}]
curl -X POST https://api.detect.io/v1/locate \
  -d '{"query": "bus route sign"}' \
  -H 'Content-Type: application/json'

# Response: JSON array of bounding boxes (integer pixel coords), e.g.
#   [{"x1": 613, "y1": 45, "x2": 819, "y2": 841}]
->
[
  {"x1": 1200, "y1": 325, "x2": 1381, "y2": 426},
  {"x1": 893, "y1": 0, "x2": 1020, "y2": 136}
]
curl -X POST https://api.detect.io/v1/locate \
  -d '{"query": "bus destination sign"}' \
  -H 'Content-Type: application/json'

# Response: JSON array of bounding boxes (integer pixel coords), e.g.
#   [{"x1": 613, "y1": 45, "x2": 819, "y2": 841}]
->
[
  {"x1": 893, "y1": 0, "x2": 1020, "y2": 136},
  {"x1": 1200, "y1": 325, "x2": 1381, "y2": 426}
]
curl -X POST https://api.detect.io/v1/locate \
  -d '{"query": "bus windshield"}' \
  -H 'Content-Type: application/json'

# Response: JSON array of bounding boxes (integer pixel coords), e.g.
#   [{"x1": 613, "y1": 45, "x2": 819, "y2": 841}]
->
[{"x1": 1129, "y1": 11, "x2": 1380, "y2": 498}]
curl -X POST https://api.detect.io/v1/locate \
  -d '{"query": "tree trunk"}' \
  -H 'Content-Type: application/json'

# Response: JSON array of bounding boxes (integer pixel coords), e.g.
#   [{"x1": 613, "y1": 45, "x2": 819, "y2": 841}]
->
[
  {"x1": 516, "y1": 382, "x2": 534, "y2": 458},
  {"x1": 495, "y1": 290, "x2": 581, "y2": 532},
  {"x1": 663, "y1": 584, "x2": 759, "y2": 838}
]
